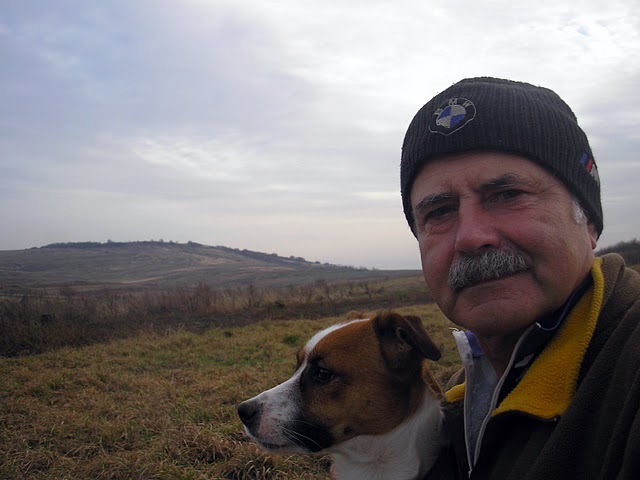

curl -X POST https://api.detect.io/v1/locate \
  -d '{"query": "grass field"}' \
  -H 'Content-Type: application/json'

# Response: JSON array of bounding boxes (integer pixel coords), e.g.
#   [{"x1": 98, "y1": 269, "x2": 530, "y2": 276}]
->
[{"x1": 0, "y1": 303, "x2": 459, "y2": 480}]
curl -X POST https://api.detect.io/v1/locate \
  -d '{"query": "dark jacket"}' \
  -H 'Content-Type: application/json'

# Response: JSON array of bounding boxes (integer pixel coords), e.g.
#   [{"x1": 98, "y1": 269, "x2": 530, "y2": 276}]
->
[{"x1": 427, "y1": 254, "x2": 640, "y2": 480}]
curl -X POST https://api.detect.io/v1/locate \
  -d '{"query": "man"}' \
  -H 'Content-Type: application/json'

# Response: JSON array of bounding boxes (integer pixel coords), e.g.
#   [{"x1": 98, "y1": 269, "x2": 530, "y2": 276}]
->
[{"x1": 400, "y1": 77, "x2": 640, "y2": 479}]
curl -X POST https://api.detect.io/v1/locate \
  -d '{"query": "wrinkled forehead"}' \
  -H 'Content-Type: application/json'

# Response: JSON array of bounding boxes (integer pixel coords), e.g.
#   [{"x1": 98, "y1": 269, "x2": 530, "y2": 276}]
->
[{"x1": 411, "y1": 151, "x2": 564, "y2": 200}]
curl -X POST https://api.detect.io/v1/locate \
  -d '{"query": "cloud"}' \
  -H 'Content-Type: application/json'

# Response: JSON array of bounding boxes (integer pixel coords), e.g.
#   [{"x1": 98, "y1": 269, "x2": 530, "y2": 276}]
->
[{"x1": 1, "y1": 0, "x2": 639, "y2": 269}]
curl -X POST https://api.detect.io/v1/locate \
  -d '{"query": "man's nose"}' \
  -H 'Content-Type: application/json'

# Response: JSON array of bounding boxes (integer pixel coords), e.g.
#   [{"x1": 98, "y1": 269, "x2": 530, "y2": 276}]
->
[{"x1": 454, "y1": 204, "x2": 500, "y2": 255}]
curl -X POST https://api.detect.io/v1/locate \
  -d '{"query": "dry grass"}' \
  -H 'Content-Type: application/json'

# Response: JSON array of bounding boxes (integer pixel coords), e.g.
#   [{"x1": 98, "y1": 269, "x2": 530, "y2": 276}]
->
[
  {"x1": 0, "y1": 275, "x2": 430, "y2": 357},
  {"x1": 0, "y1": 304, "x2": 459, "y2": 480}
]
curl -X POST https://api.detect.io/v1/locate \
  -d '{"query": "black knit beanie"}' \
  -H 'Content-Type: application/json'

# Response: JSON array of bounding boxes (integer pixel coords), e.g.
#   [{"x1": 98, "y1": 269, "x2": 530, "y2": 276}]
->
[{"x1": 400, "y1": 77, "x2": 602, "y2": 236}]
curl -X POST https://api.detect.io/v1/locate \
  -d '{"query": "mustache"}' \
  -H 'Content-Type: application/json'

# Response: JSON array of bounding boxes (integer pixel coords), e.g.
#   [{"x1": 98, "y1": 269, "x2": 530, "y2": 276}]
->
[{"x1": 448, "y1": 248, "x2": 530, "y2": 291}]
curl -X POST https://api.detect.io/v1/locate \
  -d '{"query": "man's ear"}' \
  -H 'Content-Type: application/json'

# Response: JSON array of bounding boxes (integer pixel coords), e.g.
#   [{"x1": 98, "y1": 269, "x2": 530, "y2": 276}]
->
[
  {"x1": 372, "y1": 311, "x2": 441, "y2": 375},
  {"x1": 587, "y1": 222, "x2": 598, "y2": 249}
]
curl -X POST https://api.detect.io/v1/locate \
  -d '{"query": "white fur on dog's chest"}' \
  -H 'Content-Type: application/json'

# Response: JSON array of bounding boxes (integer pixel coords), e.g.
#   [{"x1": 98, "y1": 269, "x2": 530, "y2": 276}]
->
[{"x1": 328, "y1": 394, "x2": 443, "y2": 480}]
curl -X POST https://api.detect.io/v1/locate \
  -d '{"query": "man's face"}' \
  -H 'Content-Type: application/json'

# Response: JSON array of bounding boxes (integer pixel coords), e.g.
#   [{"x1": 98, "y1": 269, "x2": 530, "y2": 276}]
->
[{"x1": 410, "y1": 152, "x2": 598, "y2": 339}]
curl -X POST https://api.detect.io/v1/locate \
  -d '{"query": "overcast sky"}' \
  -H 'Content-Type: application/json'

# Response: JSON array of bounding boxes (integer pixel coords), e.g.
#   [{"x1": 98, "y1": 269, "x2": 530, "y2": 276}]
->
[{"x1": 1, "y1": 0, "x2": 639, "y2": 269}]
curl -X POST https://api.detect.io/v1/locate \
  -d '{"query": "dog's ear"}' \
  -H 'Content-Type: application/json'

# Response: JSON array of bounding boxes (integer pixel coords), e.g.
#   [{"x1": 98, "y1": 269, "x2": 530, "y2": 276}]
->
[{"x1": 373, "y1": 311, "x2": 441, "y2": 374}]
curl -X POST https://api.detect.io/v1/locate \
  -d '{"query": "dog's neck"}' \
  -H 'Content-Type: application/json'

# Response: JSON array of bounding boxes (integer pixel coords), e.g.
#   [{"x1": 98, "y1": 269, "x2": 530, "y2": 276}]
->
[{"x1": 327, "y1": 393, "x2": 443, "y2": 480}]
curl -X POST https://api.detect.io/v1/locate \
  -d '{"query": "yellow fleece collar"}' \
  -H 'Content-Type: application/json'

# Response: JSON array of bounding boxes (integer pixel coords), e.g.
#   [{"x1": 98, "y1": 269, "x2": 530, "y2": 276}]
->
[{"x1": 446, "y1": 258, "x2": 605, "y2": 420}]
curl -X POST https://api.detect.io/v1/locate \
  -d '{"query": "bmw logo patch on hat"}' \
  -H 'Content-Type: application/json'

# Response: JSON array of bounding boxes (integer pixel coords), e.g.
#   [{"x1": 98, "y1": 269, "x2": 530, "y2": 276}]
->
[{"x1": 429, "y1": 97, "x2": 476, "y2": 135}]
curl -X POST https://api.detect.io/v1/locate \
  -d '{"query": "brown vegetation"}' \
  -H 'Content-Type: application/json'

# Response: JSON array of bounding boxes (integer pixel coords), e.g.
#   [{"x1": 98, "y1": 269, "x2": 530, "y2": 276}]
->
[
  {"x1": 0, "y1": 275, "x2": 429, "y2": 357},
  {"x1": 0, "y1": 305, "x2": 458, "y2": 480}
]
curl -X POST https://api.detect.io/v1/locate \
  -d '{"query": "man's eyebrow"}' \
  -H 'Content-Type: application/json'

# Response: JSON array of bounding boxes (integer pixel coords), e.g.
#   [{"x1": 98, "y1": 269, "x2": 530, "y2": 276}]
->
[{"x1": 413, "y1": 192, "x2": 456, "y2": 214}]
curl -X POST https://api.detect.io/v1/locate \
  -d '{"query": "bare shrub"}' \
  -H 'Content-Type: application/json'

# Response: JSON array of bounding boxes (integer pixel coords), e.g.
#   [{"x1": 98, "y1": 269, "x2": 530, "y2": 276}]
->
[{"x1": 0, "y1": 275, "x2": 430, "y2": 356}]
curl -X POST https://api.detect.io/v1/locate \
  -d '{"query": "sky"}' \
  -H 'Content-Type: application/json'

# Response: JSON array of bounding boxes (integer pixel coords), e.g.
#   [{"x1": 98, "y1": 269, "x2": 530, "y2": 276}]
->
[{"x1": 1, "y1": 0, "x2": 639, "y2": 270}]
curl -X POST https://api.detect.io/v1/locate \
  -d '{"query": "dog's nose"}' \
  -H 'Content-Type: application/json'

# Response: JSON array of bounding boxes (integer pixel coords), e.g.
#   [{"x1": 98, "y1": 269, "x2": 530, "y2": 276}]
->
[{"x1": 237, "y1": 400, "x2": 260, "y2": 428}]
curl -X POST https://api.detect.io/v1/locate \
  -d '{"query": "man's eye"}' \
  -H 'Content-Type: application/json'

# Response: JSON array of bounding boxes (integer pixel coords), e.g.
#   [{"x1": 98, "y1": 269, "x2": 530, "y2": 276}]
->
[
  {"x1": 493, "y1": 189, "x2": 524, "y2": 202},
  {"x1": 425, "y1": 205, "x2": 456, "y2": 222},
  {"x1": 313, "y1": 367, "x2": 334, "y2": 384}
]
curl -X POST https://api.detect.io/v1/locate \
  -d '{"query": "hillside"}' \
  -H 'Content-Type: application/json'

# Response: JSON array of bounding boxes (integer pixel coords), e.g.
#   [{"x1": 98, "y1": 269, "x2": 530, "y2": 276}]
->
[
  {"x1": 0, "y1": 241, "x2": 418, "y2": 292},
  {"x1": 0, "y1": 241, "x2": 430, "y2": 356}
]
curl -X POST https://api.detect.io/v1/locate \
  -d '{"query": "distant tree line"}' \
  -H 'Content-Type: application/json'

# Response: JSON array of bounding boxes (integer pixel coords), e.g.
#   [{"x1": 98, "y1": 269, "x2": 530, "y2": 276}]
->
[
  {"x1": 41, "y1": 240, "x2": 183, "y2": 249},
  {"x1": 214, "y1": 245, "x2": 306, "y2": 263},
  {"x1": 596, "y1": 238, "x2": 640, "y2": 265},
  {"x1": 38, "y1": 240, "x2": 364, "y2": 270}
]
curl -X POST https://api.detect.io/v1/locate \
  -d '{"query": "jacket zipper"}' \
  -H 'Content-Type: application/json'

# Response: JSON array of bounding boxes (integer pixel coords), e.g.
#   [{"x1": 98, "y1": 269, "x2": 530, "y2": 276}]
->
[{"x1": 464, "y1": 324, "x2": 536, "y2": 478}]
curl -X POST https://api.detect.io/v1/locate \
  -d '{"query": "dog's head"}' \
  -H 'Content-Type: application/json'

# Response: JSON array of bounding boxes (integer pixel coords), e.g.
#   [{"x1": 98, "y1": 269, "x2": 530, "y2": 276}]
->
[{"x1": 237, "y1": 311, "x2": 441, "y2": 454}]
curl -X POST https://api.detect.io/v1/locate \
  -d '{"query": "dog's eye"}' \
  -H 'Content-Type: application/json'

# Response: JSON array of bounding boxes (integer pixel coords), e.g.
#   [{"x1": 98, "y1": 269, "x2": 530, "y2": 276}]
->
[{"x1": 313, "y1": 367, "x2": 334, "y2": 384}]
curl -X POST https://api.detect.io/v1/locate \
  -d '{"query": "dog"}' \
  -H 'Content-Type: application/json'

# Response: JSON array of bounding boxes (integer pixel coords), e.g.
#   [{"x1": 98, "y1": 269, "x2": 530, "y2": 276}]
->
[{"x1": 237, "y1": 311, "x2": 445, "y2": 480}]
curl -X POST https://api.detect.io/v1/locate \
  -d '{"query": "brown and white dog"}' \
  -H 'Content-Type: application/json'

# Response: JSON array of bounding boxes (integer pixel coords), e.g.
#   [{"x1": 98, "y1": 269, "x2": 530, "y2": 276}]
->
[{"x1": 237, "y1": 311, "x2": 444, "y2": 480}]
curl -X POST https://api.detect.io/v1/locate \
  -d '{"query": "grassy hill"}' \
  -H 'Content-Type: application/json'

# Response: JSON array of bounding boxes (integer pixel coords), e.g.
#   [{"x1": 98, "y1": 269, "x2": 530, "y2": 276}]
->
[
  {"x1": 0, "y1": 241, "x2": 418, "y2": 293},
  {"x1": 0, "y1": 242, "x2": 428, "y2": 356}
]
